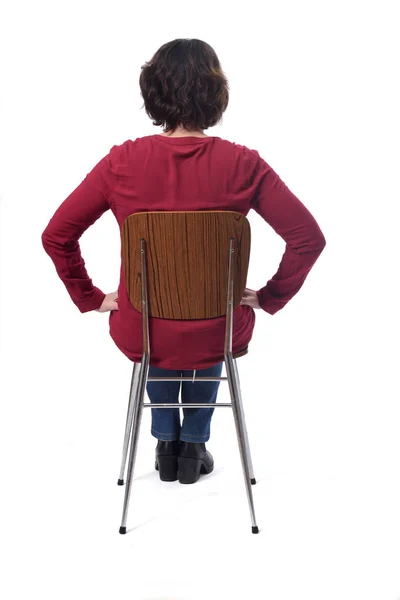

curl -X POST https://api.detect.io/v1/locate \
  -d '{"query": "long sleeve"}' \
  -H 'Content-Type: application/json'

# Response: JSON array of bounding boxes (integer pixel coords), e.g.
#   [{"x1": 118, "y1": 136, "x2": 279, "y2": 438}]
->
[
  {"x1": 41, "y1": 147, "x2": 117, "y2": 313},
  {"x1": 249, "y1": 152, "x2": 326, "y2": 314}
]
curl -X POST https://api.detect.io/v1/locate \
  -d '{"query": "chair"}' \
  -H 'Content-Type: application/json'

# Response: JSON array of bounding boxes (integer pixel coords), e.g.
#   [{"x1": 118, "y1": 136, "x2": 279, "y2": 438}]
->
[{"x1": 117, "y1": 210, "x2": 259, "y2": 534}]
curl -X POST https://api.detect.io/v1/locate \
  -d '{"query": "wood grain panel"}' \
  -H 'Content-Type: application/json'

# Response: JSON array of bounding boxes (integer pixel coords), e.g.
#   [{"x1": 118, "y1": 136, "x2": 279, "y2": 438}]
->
[{"x1": 121, "y1": 211, "x2": 251, "y2": 320}]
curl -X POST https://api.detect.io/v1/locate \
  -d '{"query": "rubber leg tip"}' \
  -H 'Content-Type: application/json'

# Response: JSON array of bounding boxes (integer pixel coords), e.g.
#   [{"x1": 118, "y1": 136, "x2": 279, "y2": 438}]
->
[
  {"x1": 117, "y1": 479, "x2": 124, "y2": 486},
  {"x1": 252, "y1": 526, "x2": 259, "y2": 534},
  {"x1": 119, "y1": 526, "x2": 127, "y2": 535},
  {"x1": 251, "y1": 478, "x2": 256, "y2": 485}
]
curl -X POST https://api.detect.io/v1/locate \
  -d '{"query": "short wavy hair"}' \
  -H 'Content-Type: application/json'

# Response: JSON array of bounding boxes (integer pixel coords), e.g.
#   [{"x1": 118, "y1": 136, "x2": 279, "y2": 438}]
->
[{"x1": 139, "y1": 39, "x2": 229, "y2": 132}]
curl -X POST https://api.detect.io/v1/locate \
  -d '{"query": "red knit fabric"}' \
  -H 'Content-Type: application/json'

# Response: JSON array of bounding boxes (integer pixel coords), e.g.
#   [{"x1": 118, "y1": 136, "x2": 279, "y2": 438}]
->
[{"x1": 42, "y1": 135, "x2": 325, "y2": 369}]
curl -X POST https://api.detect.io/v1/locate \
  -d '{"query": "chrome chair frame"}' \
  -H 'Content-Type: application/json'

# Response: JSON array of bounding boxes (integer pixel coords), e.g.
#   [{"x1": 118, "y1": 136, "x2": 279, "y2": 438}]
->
[{"x1": 118, "y1": 237, "x2": 259, "y2": 534}]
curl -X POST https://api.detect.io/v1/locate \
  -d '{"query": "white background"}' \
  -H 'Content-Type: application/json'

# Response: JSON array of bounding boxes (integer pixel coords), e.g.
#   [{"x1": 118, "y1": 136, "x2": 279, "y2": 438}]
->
[{"x1": 1, "y1": 1, "x2": 399, "y2": 599}]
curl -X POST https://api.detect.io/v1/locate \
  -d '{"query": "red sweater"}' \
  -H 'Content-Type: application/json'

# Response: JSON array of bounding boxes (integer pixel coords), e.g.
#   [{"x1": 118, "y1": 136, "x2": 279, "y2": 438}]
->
[{"x1": 41, "y1": 135, "x2": 326, "y2": 369}]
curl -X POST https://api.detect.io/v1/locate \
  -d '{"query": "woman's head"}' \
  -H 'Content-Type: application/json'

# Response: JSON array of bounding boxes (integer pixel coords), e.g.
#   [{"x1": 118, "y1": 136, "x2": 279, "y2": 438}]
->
[{"x1": 139, "y1": 39, "x2": 229, "y2": 132}]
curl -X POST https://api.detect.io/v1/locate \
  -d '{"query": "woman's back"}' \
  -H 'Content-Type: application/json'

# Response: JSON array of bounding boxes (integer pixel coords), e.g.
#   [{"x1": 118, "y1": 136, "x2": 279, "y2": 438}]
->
[
  {"x1": 108, "y1": 134, "x2": 269, "y2": 223},
  {"x1": 105, "y1": 133, "x2": 261, "y2": 369}
]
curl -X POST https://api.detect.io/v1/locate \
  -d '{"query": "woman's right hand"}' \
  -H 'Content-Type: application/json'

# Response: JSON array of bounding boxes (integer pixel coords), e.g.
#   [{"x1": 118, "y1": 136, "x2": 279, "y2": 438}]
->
[
  {"x1": 240, "y1": 288, "x2": 261, "y2": 309},
  {"x1": 96, "y1": 291, "x2": 119, "y2": 313}
]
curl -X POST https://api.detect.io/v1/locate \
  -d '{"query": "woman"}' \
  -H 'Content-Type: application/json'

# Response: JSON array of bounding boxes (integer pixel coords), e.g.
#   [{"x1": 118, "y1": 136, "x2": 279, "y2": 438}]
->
[{"x1": 42, "y1": 39, "x2": 326, "y2": 484}]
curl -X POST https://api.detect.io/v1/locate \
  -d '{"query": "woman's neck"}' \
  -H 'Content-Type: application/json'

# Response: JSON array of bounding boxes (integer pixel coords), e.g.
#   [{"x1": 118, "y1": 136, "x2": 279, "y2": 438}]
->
[{"x1": 160, "y1": 127, "x2": 208, "y2": 138}]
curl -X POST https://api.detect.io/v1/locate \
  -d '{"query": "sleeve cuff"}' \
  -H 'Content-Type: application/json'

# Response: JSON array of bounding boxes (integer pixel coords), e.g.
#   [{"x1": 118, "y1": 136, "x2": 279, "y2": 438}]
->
[
  {"x1": 75, "y1": 287, "x2": 106, "y2": 313},
  {"x1": 256, "y1": 287, "x2": 285, "y2": 315}
]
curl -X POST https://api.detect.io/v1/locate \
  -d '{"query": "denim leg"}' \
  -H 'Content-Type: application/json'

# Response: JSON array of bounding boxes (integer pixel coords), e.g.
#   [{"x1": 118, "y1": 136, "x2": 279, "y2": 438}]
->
[
  {"x1": 146, "y1": 366, "x2": 182, "y2": 441},
  {"x1": 180, "y1": 362, "x2": 224, "y2": 443}
]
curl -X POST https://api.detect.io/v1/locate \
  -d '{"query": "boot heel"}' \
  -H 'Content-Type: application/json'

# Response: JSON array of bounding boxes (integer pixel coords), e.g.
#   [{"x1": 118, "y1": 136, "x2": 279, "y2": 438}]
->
[
  {"x1": 156, "y1": 455, "x2": 178, "y2": 482},
  {"x1": 178, "y1": 456, "x2": 202, "y2": 484}
]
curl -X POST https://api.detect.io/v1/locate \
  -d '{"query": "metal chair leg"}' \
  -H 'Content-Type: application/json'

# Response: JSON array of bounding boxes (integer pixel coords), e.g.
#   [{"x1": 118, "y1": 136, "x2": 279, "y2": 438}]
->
[
  {"x1": 225, "y1": 353, "x2": 259, "y2": 534},
  {"x1": 119, "y1": 355, "x2": 149, "y2": 534},
  {"x1": 117, "y1": 362, "x2": 140, "y2": 485},
  {"x1": 233, "y1": 358, "x2": 256, "y2": 485}
]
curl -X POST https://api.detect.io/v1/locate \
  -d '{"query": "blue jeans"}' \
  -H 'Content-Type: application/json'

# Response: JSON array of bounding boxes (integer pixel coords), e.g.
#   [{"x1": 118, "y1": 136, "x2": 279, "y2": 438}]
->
[{"x1": 146, "y1": 363, "x2": 224, "y2": 443}]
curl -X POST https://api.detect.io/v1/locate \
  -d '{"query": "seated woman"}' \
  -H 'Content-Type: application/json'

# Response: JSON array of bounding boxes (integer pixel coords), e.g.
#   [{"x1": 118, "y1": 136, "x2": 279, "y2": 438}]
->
[{"x1": 41, "y1": 38, "x2": 326, "y2": 484}]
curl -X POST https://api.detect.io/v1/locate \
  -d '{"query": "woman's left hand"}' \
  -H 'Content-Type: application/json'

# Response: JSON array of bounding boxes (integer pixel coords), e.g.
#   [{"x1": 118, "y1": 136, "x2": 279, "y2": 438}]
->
[{"x1": 96, "y1": 291, "x2": 119, "y2": 313}]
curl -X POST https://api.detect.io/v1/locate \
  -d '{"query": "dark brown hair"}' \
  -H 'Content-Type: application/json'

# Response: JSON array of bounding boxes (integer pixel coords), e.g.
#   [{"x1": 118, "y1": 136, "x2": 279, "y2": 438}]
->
[{"x1": 139, "y1": 39, "x2": 229, "y2": 132}]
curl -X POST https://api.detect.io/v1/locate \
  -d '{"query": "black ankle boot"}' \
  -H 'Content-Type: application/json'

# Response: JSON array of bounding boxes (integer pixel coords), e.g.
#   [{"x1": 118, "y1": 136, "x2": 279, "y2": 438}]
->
[
  {"x1": 155, "y1": 440, "x2": 179, "y2": 482},
  {"x1": 178, "y1": 442, "x2": 214, "y2": 484}
]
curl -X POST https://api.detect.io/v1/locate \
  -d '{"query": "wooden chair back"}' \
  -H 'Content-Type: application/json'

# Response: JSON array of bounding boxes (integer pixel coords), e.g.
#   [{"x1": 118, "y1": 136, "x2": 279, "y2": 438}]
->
[{"x1": 121, "y1": 211, "x2": 251, "y2": 320}]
